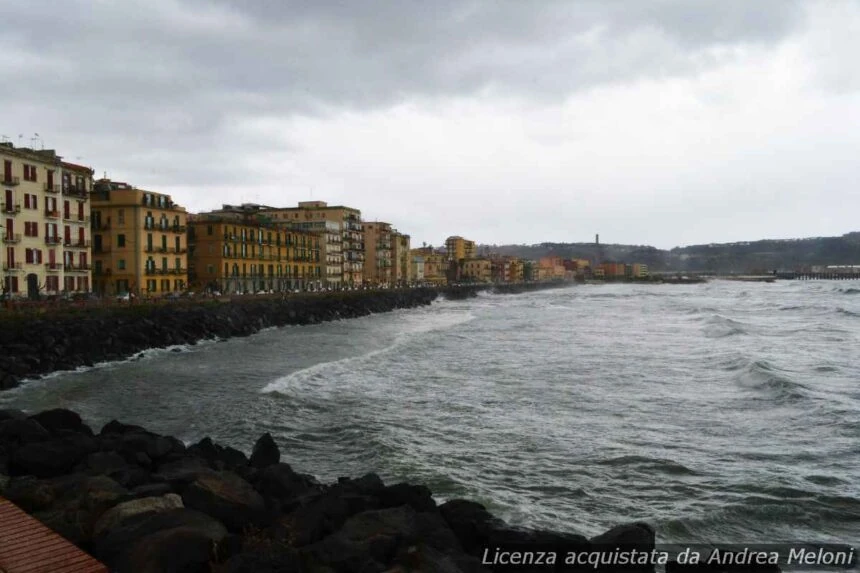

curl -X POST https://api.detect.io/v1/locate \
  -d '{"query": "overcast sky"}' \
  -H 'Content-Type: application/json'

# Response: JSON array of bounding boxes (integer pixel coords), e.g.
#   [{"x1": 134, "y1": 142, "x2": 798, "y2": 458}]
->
[{"x1": 1, "y1": 1, "x2": 857, "y2": 249}]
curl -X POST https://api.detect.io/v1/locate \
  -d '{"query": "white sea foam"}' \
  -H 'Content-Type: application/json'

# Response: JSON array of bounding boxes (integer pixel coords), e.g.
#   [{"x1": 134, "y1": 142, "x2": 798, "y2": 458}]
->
[{"x1": 260, "y1": 311, "x2": 475, "y2": 395}]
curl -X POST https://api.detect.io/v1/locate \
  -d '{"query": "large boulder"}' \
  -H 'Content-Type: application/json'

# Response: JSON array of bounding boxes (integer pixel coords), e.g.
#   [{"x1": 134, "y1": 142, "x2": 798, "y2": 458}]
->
[
  {"x1": 95, "y1": 508, "x2": 228, "y2": 573},
  {"x1": 29, "y1": 408, "x2": 92, "y2": 435},
  {"x1": 181, "y1": 471, "x2": 266, "y2": 532},
  {"x1": 93, "y1": 493, "x2": 184, "y2": 537},
  {"x1": 253, "y1": 463, "x2": 320, "y2": 509},
  {"x1": 153, "y1": 456, "x2": 215, "y2": 486},
  {"x1": 380, "y1": 482, "x2": 436, "y2": 512},
  {"x1": 0, "y1": 408, "x2": 27, "y2": 422},
  {"x1": 0, "y1": 417, "x2": 49, "y2": 446},
  {"x1": 3, "y1": 476, "x2": 57, "y2": 512},
  {"x1": 188, "y1": 436, "x2": 248, "y2": 470},
  {"x1": 10, "y1": 432, "x2": 97, "y2": 477},
  {"x1": 249, "y1": 432, "x2": 280, "y2": 469}
]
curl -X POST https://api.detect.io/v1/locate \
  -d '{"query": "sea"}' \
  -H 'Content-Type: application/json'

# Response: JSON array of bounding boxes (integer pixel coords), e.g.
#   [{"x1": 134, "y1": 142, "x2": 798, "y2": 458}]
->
[{"x1": 2, "y1": 280, "x2": 858, "y2": 545}]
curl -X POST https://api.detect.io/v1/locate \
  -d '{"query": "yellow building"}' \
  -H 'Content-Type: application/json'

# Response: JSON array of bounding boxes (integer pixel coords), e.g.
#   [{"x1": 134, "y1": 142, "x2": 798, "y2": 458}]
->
[
  {"x1": 362, "y1": 221, "x2": 392, "y2": 286},
  {"x1": 2, "y1": 143, "x2": 93, "y2": 298},
  {"x1": 631, "y1": 263, "x2": 649, "y2": 278},
  {"x1": 391, "y1": 230, "x2": 412, "y2": 286},
  {"x1": 444, "y1": 236, "x2": 476, "y2": 263},
  {"x1": 462, "y1": 258, "x2": 492, "y2": 283},
  {"x1": 188, "y1": 215, "x2": 321, "y2": 293},
  {"x1": 262, "y1": 201, "x2": 363, "y2": 286},
  {"x1": 411, "y1": 248, "x2": 447, "y2": 285},
  {"x1": 90, "y1": 179, "x2": 188, "y2": 296}
]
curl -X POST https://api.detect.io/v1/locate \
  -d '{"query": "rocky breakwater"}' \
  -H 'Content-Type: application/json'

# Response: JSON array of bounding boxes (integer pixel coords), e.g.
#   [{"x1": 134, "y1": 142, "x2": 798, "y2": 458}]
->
[
  {"x1": 0, "y1": 408, "x2": 658, "y2": 573},
  {"x1": 0, "y1": 288, "x2": 439, "y2": 390}
]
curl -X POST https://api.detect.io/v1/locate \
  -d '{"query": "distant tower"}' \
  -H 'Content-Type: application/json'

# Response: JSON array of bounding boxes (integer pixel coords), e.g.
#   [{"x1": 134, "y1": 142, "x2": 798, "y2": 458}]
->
[
  {"x1": 595, "y1": 234, "x2": 599, "y2": 245},
  {"x1": 595, "y1": 233, "x2": 604, "y2": 268}
]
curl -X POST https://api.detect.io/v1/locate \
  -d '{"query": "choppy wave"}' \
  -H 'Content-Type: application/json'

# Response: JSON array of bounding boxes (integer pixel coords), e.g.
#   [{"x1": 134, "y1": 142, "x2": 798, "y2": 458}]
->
[
  {"x1": 261, "y1": 311, "x2": 475, "y2": 394},
  {"x1": 702, "y1": 314, "x2": 748, "y2": 338}
]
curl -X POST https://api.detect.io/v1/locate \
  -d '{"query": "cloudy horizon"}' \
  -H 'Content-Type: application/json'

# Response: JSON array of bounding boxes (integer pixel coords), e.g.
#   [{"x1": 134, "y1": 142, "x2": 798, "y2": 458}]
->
[{"x1": 2, "y1": 0, "x2": 857, "y2": 250}]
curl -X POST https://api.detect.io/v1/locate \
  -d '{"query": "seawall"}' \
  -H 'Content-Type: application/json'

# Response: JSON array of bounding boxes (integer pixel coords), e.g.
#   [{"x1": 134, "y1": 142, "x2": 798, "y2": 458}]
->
[
  {"x1": 0, "y1": 407, "x2": 655, "y2": 573},
  {"x1": 0, "y1": 282, "x2": 570, "y2": 390}
]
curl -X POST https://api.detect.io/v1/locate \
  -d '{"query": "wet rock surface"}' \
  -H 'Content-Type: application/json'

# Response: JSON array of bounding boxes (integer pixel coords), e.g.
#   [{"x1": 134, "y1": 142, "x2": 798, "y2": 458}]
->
[{"x1": 0, "y1": 407, "x2": 661, "y2": 573}]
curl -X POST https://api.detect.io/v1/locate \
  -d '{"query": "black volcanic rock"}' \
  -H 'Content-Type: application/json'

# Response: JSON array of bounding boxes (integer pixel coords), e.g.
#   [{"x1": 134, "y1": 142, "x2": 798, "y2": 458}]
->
[
  {"x1": 1, "y1": 406, "x2": 658, "y2": 573},
  {"x1": 181, "y1": 471, "x2": 266, "y2": 532},
  {"x1": 250, "y1": 432, "x2": 280, "y2": 469},
  {"x1": 10, "y1": 432, "x2": 97, "y2": 477},
  {"x1": 29, "y1": 408, "x2": 92, "y2": 436}
]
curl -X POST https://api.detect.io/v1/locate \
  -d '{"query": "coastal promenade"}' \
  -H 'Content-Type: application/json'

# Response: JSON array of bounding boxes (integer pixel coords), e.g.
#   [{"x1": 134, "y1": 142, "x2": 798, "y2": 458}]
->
[{"x1": 0, "y1": 281, "x2": 569, "y2": 391}]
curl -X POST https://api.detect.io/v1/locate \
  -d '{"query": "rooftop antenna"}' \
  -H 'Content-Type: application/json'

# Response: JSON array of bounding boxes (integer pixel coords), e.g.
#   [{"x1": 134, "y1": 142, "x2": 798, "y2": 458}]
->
[{"x1": 17, "y1": 134, "x2": 23, "y2": 147}]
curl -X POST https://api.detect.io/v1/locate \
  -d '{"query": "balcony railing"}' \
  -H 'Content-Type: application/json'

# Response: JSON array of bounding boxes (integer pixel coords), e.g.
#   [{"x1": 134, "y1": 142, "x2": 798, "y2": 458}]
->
[
  {"x1": 2, "y1": 176, "x2": 20, "y2": 186},
  {"x1": 45, "y1": 262, "x2": 62, "y2": 272},
  {"x1": 2, "y1": 262, "x2": 22, "y2": 272},
  {"x1": 44, "y1": 209, "x2": 60, "y2": 219},
  {"x1": 44, "y1": 183, "x2": 60, "y2": 194},
  {"x1": 2, "y1": 203, "x2": 21, "y2": 214},
  {"x1": 64, "y1": 264, "x2": 91, "y2": 273},
  {"x1": 44, "y1": 236, "x2": 62, "y2": 245},
  {"x1": 144, "y1": 245, "x2": 155, "y2": 253},
  {"x1": 64, "y1": 186, "x2": 88, "y2": 199},
  {"x1": 2, "y1": 233, "x2": 21, "y2": 244},
  {"x1": 65, "y1": 239, "x2": 91, "y2": 248},
  {"x1": 76, "y1": 215, "x2": 90, "y2": 223},
  {"x1": 171, "y1": 224, "x2": 187, "y2": 233}
]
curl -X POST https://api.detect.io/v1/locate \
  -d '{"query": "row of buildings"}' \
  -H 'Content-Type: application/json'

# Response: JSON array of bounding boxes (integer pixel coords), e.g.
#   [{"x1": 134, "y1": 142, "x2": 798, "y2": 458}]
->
[{"x1": 1, "y1": 142, "x2": 648, "y2": 299}]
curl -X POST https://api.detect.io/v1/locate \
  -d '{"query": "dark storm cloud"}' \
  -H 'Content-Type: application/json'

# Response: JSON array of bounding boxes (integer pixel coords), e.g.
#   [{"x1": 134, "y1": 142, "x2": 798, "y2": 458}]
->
[{"x1": 0, "y1": 0, "x2": 830, "y2": 245}]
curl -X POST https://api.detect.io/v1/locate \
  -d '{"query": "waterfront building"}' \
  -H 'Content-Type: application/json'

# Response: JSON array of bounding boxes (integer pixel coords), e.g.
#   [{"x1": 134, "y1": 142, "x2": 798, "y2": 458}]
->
[
  {"x1": 90, "y1": 179, "x2": 188, "y2": 296},
  {"x1": 362, "y1": 221, "x2": 392, "y2": 287},
  {"x1": 538, "y1": 256, "x2": 566, "y2": 280},
  {"x1": 462, "y1": 257, "x2": 492, "y2": 283},
  {"x1": 188, "y1": 211, "x2": 321, "y2": 293},
  {"x1": 412, "y1": 255, "x2": 425, "y2": 282},
  {"x1": 287, "y1": 220, "x2": 342, "y2": 288},
  {"x1": 630, "y1": 263, "x2": 649, "y2": 278},
  {"x1": 599, "y1": 261, "x2": 627, "y2": 279},
  {"x1": 2, "y1": 143, "x2": 93, "y2": 298},
  {"x1": 391, "y1": 230, "x2": 411, "y2": 286},
  {"x1": 490, "y1": 256, "x2": 523, "y2": 283},
  {"x1": 261, "y1": 201, "x2": 363, "y2": 287},
  {"x1": 444, "y1": 236, "x2": 476, "y2": 262}
]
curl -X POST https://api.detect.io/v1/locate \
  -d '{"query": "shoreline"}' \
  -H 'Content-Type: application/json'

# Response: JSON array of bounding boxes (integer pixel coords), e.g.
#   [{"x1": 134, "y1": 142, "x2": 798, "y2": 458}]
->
[
  {"x1": 0, "y1": 407, "x2": 654, "y2": 572},
  {"x1": 0, "y1": 282, "x2": 570, "y2": 391}
]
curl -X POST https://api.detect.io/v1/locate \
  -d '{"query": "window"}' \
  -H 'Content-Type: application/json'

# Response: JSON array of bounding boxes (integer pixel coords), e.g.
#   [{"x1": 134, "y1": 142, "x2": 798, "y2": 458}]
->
[
  {"x1": 175, "y1": 258, "x2": 181, "y2": 270},
  {"x1": 118, "y1": 209, "x2": 125, "y2": 224},
  {"x1": 117, "y1": 234, "x2": 126, "y2": 247},
  {"x1": 118, "y1": 259, "x2": 126, "y2": 270},
  {"x1": 207, "y1": 225, "x2": 213, "y2": 236},
  {"x1": 207, "y1": 264, "x2": 214, "y2": 274}
]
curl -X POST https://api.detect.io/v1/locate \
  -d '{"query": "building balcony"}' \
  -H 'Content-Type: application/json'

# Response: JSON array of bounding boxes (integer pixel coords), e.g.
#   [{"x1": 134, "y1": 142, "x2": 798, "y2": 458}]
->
[
  {"x1": 2, "y1": 262, "x2": 22, "y2": 272},
  {"x1": 2, "y1": 203, "x2": 21, "y2": 215},
  {"x1": 2, "y1": 233, "x2": 21, "y2": 244},
  {"x1": 45, "y1": 262, "x2": 62, "y2": 272},
  {"x1": 171, "y1": 225, "x2": 187, "y2": 233},
  {"x1": 64, "y1": 264, "x2": 91, "y2": 273},
  {"x1": 44, "y1": 183, "x2": 60, "y2": 194},
  {"x1": 76, "y1": 215, "x2": 91, "y2": 224},
  {"x1": 2, "y1": 176, "x2": 20, "y2": 186},
  {"x1": 64, "y1": 186, "x2": 88, "y2": 199},
  {"x1": 44, "y1": 209, "x2": 60, "y2": 219},
  {"x1": 93, "y1": 268, "x2": 112, "y2": 276},
  {"x1": 45, "y1": 236, "x2": 62, "y2": 245},
  {"x1": 65, "y1": 239, "x2": 91, "y2": 249},
  {"x1": 166, "y1": 268, "x2": 187, "y2": 275},
  {"x1": 144, "y1": 245, "x2": 156, "y2": 253}
]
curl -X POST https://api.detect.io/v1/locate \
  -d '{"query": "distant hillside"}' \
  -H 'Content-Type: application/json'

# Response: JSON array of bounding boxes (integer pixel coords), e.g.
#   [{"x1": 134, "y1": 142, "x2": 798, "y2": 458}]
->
[{"x1": 481, "y1": 232, "x2": 860, "y2": 273}]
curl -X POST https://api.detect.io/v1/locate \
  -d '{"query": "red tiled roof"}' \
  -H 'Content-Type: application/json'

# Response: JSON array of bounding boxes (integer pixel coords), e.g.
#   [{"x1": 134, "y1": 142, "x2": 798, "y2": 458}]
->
[
  {"x1": 0, "y1": 498, "x2": 107, "y2": 573},
  {"x1": 60, "y1": 161, "x2": 94, "y2": 173}
]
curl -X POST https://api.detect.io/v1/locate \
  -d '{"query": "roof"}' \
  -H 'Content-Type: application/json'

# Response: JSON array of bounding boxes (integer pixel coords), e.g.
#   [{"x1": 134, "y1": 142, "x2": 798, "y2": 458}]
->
[
  {"x1": 61, "y1": 161, "x2": 94, "y2": 174},
  {"x1": 0, "y1": 497, "x2": 108, "y2": 573}
]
